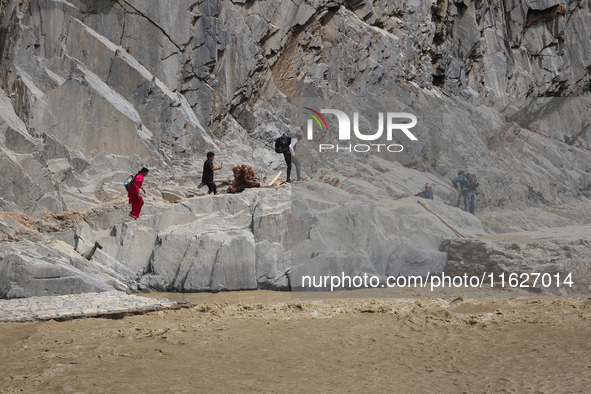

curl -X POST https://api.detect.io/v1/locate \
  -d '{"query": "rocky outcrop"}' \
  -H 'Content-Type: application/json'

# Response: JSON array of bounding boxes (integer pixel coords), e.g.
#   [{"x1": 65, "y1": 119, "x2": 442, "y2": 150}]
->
[
  {"x1": 67, "y1": 182, "x2": 485, "y2": 293},
  {"x1": 0, "y1": 0, "x2": 590, "y2": 297},
  {"x1": 0, "y1": 0, "x2": 589, "y2": 215},
  {"x1": 0, "y1": 240, "x2": 133, "y2": 299},
  {"x1": 441, "y1": 224, "x2": 591, "y2": 295}
]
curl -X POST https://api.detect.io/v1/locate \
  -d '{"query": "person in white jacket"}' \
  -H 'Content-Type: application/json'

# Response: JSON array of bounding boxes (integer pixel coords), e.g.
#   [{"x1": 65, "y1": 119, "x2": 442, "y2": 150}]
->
[{"x1": 284, "y1": 132, "x2": 303, "y2": 182}]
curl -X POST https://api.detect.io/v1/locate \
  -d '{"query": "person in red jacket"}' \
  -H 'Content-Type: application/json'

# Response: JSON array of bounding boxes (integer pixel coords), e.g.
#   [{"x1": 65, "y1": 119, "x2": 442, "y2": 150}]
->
[{"x1": 128, "y1": 167, "x2": 149, "y2": 219}]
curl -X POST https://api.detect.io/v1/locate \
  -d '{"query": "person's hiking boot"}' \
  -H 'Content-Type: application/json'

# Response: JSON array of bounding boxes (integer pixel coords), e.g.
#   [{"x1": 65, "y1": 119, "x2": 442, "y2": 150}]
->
[{"x1": 286, "y1": 179, "x2": 292, "y2": 183}]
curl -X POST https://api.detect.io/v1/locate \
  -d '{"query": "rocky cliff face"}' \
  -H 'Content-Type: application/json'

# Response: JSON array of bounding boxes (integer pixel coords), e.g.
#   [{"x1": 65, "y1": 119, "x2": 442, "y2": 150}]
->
[
  {"x1": 0, "y1": 0, "x2": 590, "y2": 297},
  {"x1": 432, "y1": 0, "x2": 591, "y2": 98}
]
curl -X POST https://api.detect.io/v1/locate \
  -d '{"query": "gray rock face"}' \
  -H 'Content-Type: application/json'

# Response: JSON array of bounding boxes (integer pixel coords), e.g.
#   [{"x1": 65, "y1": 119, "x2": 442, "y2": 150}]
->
[
  {"x1": 1, "y1": 0, "x2": 590, "y2": 215},
  {"x1": 432, "y1": 0, "x2": 590, "y2": 98},
  {"x1": 0, "y1": 0, "x2": 589, "y2": 297},
  {"x1": 0, "y1": 179, "x2": 489, "y2": 296},
  {"x1": 288, "y1": 182, "x2": 482, "y2": 289}
]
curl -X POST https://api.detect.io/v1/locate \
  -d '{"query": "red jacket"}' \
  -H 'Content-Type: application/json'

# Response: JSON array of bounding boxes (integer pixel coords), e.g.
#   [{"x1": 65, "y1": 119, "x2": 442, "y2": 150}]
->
[{"x1": 128, "y1": 173, "x2": 144, "y2": 199}]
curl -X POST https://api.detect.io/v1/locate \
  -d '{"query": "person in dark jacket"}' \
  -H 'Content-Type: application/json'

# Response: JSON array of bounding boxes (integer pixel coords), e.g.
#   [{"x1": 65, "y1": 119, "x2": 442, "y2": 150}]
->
[
  {"x1": 202, "y1": 152, "x2": 222, "y2": 195},
  {"x1": 452, "y1": 171, "x2": 477, "y2": 214}
]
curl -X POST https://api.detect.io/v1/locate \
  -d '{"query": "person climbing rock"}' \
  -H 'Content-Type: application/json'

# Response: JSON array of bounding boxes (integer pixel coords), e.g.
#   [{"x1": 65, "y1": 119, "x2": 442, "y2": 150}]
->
[{"x1": 129, "y1": 167, "x2": 149, "y2": 219}]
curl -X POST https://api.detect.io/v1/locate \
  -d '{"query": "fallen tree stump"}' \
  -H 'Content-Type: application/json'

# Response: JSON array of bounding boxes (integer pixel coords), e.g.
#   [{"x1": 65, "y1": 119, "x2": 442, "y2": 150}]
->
[{"x1": 228, "y1": 165, "x2": 261, "y2": 193}]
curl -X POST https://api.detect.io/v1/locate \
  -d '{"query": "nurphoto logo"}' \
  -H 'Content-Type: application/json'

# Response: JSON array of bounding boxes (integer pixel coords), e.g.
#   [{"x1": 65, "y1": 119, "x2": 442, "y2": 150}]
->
[{"x1": 303, "y1": 108, "x2": 418, "y2": 153}]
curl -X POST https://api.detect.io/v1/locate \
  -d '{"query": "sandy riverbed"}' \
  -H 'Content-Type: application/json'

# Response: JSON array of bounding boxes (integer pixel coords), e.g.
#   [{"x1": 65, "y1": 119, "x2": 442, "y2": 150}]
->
[{"x1": 1, "y1": 289, "x2": 591, "y2": 392}]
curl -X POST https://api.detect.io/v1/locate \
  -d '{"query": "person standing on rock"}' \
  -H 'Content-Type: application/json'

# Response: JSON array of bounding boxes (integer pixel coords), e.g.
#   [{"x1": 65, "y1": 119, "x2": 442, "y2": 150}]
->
[
  {"x1": 129, "y1": 167, "x2": 149, "y2": 219},
  {"x1": 284, "y1": 131, "x2": 303, "y2": 183},
  {"x1": 203, "y1": 152, "x2": 222, "y2": 195},
  {"x1": 452, "y1": 170, "x2": 477, "y2": 215}
]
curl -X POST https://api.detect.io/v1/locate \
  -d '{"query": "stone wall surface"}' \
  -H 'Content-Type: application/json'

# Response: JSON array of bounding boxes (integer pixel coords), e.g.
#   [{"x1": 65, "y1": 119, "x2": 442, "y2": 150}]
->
[{"x1": 0, "y1": 0, "x2": 590, "y2": 297}]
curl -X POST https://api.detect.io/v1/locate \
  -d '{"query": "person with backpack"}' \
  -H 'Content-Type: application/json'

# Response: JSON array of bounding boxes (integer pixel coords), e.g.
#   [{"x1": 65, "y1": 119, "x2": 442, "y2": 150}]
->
[
  {"x1": 128, "y1": 167, "x2": 149, "y2": 219},
  {"x1": 202, "y1": 151, "x2": 223, "y2": 195},
  {"x1": 276, "y1": 131, "x2": 303, "y2": 183},
  {"x1": 452, "y1": 170, "x2": 478, "y2": 215}
]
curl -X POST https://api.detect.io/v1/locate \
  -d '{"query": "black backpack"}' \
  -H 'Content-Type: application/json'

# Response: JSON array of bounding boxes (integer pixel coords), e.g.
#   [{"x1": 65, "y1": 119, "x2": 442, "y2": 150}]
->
[
  {"x1": 465, "y1": 173, "x2": 479, "y2": 189},
  {"x1": 274, "y1": 134, "x2": 291, "y2": 153}
]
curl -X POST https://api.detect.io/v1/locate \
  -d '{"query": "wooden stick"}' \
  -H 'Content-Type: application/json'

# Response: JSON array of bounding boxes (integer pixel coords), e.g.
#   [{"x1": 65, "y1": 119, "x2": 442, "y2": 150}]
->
[
  {"x1": 417, "y1": 200, "x2": 467, "y2": 238},
  {"x1": 267, "y1": 171, "x2": 282, "y2": 186}
]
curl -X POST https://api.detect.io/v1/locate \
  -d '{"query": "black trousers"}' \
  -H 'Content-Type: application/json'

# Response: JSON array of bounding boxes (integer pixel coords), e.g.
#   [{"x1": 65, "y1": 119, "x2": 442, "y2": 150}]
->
[
  {"x1": 283, "y1": 152, "x2": 292, "y2": 181},
  {"x1": 283, "y1": 152, "x2": 301, "y2": 181},
  {"x1": 206, "y1": 182, "x2": 217, "y2": 195}
]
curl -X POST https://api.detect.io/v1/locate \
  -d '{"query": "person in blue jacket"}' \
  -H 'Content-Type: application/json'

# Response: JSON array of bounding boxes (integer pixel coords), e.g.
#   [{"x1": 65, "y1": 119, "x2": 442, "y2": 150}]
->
[
  {"x1": 416, "y1": 182, "x2": 433, "y2": 199},
  {"x1": 452, "y1": 171, "x2": 477, "y2": 214}
]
